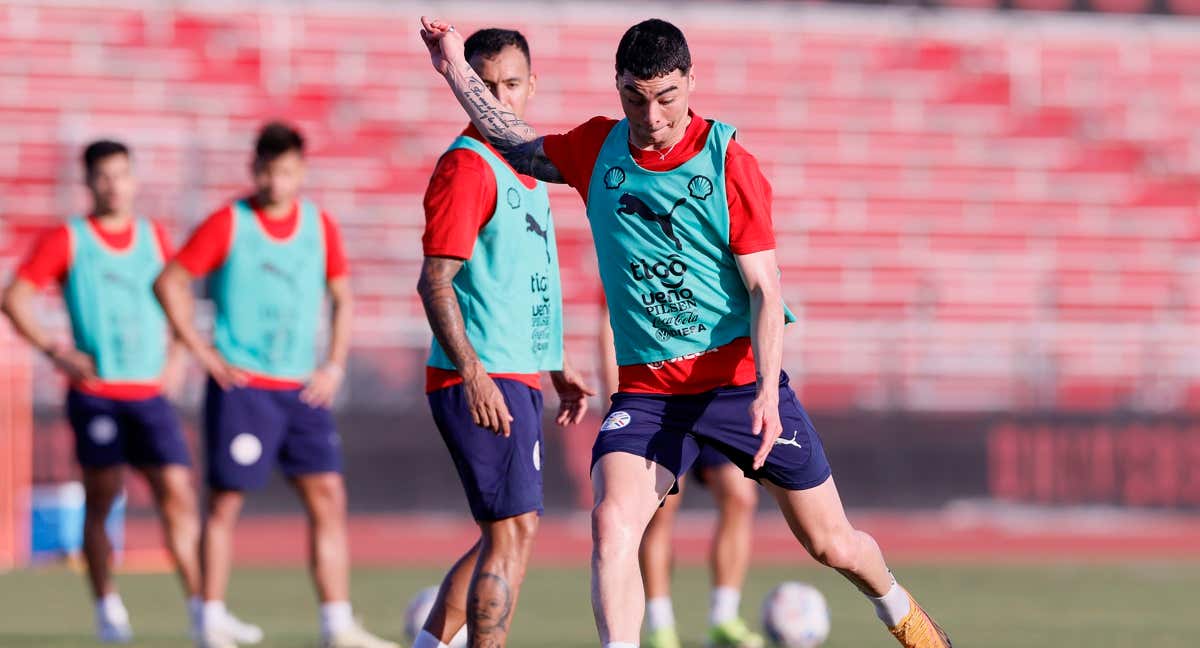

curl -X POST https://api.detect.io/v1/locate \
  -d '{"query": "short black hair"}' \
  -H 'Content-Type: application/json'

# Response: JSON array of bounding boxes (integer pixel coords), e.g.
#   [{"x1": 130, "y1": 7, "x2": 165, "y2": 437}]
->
[
  {"x1": 82, "y1": 140, "x2": 129, "y2": 177},
  {"x1": 615, "y1": 19, "x2": 691, "y2": 80},
  {"x1": 464, "y1": 28, "x2": 531, "y2": 67},
  {"x1": 254, "y1": 121, "x2": 304, "y2": 165}
]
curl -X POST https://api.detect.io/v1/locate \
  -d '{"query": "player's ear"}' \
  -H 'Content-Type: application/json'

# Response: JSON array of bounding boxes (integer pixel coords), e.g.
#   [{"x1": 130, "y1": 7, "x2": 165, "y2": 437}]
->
[
  {"x1": 687, "y1": 69, "x2": 695, "y2": 92},
  {"x1": 528, "y1": 72, "x2": 537, "y2": 99}
]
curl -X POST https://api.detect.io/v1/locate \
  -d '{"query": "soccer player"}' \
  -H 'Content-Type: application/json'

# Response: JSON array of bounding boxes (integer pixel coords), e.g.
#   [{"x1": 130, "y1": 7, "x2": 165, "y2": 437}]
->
[
  {"x1": 413, "y1": 28, "x2": 593, "y2": 648},
  {"x1": 599, "y1": 302, "x2": 764, "y2": 648},
  {"x1": 154, "y1": 123, "x2": 395, "y2": 648},
  {"x1": 0, "y1": 140, "x2": 204, "y2": 643},
  {"x1": 421, "y1": 17, "x2": 953, "y2": 648}
]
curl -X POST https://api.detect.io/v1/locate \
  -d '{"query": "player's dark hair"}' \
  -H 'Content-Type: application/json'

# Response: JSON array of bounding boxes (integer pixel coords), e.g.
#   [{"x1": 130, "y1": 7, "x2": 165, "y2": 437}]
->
[
  {"x1": 82, "y1": 140, "x2": 130, "y2": 177},
  {"x1": 254, "y1": 121, "x2": 305, "y2": 167},
  {"x1": 464, "y1": 28, "x2": 531, "y2": 66},
  {"x1": 615, "y1": 19, "x2": 691, "y2": 80}
]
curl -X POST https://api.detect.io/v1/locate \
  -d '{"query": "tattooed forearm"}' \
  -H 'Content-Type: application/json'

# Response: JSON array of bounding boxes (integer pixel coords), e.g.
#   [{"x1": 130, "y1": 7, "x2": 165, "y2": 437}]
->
[
  {"x1": 443, "y1": 63, "x2": 565, "y2": 183},
  {"x1": 417, "y1": 258, "x2": 483, "y2": 377},
  {"x1": 460, "y1": 69, "x2": 537, "y2": 147},
  {"x1": 468, "y1": 572, "x2": 513, "y2": 645}
]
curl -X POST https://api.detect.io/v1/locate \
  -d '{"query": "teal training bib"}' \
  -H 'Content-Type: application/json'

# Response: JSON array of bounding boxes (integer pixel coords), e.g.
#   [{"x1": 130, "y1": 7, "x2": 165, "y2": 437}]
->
[
  {"x1": 586, "y1": 119, "x2": 795, "y2": 366},
  {"x1": 427, "y1": 136, "x2": 564, "y2": 374},
  {"x1": 63, "y1": 217, "x2": 168, "y2": 382},
  {"x1": 210, "y1": 200, "x2": 325, "y2": 378}
]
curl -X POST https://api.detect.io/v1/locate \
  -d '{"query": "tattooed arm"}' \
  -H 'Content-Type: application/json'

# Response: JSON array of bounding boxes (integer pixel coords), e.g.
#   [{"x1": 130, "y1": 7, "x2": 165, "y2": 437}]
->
[
  {"x1": 419, "y1": 16, "x2": 565, "y2": 183},
  {"x1": 417, "y1": 256, "x2": 514, "y2": 436}
]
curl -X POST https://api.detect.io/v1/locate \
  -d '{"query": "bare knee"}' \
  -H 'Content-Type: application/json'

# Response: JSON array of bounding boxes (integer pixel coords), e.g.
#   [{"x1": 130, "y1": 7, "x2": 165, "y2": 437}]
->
[
  {"x1": 808, "y1": 527, "x2": 861, "y2": 572},
  {"x1": 299, "y1": 475, "x2": 347, "y2": 521},
  {"x1": 484, "y1": 512, "x2": 539, "y2": 552},
  {"x1": 719, "y1": 482, "x2": 758, "y2": 517},
  {"x1": 206, "y1": 490, "x2": 244, "y2": 527},
  {"x1": 159, "y1": 474, "x2": 199, "y2": 520},
  {"x1": 592, "y1": 500, "x2": 643, "y2": 561}
]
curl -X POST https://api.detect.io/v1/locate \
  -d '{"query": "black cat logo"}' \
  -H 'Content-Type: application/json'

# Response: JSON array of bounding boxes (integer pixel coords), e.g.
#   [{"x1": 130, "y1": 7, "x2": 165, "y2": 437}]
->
[
  {"x1": 525, "y1": 213, "x2": 551, "y2": 263},
  {"x1": 617, "y1": 194, "x2": 687, "y2": 251}
]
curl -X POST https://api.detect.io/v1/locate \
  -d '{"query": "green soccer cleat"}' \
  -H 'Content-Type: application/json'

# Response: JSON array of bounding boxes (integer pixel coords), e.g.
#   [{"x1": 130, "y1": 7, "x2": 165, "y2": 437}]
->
[
  {"x1": 644, "y1": 626, "x2": 683, "y2": 648},
  {"x1": 707, "y1": 617, "x2": 766, "y2": 648}
]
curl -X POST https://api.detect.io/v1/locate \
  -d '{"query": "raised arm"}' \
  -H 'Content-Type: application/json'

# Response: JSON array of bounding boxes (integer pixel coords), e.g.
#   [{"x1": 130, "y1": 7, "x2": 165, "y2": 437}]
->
[
  {"x1": 419, "y1": 16, "x2": 564, "y2": 183},
  {"x1": 735, "y1": 249, "x2": 786, "y2": 470}
]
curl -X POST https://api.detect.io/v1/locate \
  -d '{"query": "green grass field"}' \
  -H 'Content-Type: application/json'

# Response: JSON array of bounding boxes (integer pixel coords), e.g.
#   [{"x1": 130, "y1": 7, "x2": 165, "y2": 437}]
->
[{"x1": 0, "y1": 562, "x2": 1195, "y2": 647}]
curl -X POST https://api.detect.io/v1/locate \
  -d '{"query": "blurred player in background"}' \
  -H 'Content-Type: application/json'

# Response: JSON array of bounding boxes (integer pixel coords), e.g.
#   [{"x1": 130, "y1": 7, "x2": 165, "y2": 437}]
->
[
  {"x1": 414, "y1": 28, "x2": 593, "y2": 648},
  {"x1": 1, "y1": 140, "x2": 204, "y2": 644},
  {"x1": 154, "y1": 123, "x2": 395, "y2": 648},
  {"x1": 422, "y1": 16, "x2": 952, "y2": 648},
  {"x1": 599, "y1": 301, "x2": 764, "y2": 648}
]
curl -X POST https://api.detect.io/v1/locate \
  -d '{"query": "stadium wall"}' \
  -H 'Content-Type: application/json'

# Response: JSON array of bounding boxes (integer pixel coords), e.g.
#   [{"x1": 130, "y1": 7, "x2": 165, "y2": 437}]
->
[{"x1": 1, "y1": 1, "x2": 1198, "y2": 517}]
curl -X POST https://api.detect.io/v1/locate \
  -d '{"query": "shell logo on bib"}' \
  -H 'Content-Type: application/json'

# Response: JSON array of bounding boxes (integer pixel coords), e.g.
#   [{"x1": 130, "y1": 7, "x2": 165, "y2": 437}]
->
[{"x1": 601, "y1": 411, "x2": 632, "y2": 431}]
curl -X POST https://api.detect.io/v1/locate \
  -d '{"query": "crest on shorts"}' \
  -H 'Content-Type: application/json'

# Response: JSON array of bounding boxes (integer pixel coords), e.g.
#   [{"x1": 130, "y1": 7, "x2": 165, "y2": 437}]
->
[
  {"x1": 601, "y1": 410, "x2": 631, "y2": 431},
  {"x1": 88, "y1": 416, "x2": 117, "y2": 445}
]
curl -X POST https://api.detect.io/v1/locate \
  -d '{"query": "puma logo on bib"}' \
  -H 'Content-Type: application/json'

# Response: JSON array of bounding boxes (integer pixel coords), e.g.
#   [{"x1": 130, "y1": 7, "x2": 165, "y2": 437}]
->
[{"x1": 617, "y1": 193, "x2": 687, "y2": 251}]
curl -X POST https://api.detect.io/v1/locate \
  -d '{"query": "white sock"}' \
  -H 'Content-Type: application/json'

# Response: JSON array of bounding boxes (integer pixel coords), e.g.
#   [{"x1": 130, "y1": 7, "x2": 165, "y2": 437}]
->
[
  {"x1": 202, "y1": 600, "x2": 227, "y2": 629},
  {"x1": 412, "y1": 629, "x2": 451, "y2": 648},
  {"x1": 869, "y1": 578, "x2": 912, "y2": 628},
  {"x1": 96, "y1": 592, "x2": 129, "y2": 624},
  {"x1": 645, "y1": 596, "x2": 676, "y2": 631},
  {"x1": 319, "y1": 601, "x2": 355, "y2": 637},
  {"x1": 187, "y1": 596, "x2": 203, "y2": 629},
  {"x1": 710, "y1": 586, "x2": 741, "y2": 626}
]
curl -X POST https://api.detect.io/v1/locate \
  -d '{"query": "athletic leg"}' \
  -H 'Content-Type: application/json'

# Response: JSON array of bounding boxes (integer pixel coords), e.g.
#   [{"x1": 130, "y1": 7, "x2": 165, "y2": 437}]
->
[
  {"x1": 418, "y1": 541, "x2": 481, "y2": 646},
  {"x1": 639, "y1": 478, "x2": 682, "y2": 648},
  {"x1": 463, "y1": 512, "x2": 539, "y2": 647},
  {"x1": 591, "y1": 452, "x2": 678, "y2": 646},
  {"x1": 703, "y1": 462, "x2": 763, "y2": 647},
  {"x1": 138, "y1": 464, "x2": 202, "y2": 601}
]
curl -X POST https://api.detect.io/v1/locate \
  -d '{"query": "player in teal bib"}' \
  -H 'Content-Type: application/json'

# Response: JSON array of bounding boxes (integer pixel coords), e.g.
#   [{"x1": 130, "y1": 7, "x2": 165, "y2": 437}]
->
[
  {"x1": 415, "y1": 29, "x2": 592, "y2": 648},
  {"x1": 587, "y1": 118, "x2": 796, "y2": 367},
  {"x1": 426, "y1": 135, "x2": 564, "y2": 374},
  {"x1": 424, "y1": 15, "x2": 953, "y2": 648},
  {"x1": 155, "y1": 123, "x2": 395, "y2": 648},
  {"x1": 1, "y1": 140, "x2": 204, "y2": 644},
  {"x1": 209, "y1": 197, "x2": 326, "y2": 379},
  {"x1": 63, "y1": 215, "x2": 168, "y2": 381}
]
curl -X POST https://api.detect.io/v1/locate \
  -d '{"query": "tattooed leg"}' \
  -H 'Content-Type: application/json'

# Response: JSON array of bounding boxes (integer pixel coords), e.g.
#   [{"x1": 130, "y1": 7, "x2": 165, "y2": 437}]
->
[
  {"x1": 466, "y1": 512, "x2": 539, "y2": 647},
  {"x1": 423, "y1": 540, "x2": 481, "y2": 643}
]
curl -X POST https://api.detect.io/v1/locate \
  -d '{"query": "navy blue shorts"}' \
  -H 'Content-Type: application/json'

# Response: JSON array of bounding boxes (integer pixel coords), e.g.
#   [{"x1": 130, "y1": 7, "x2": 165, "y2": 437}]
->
[
  {"x1": 66, "y1": 390, "x2": 191, "y2": 469},
  {"x1": 204, "y1": 378, "x2": 341, "y2": 491},
  {"x1": 592, "y1": 373, "x2": 832, "y2": 491},
  {"x1": 428, "y1": 379, "x2": 545, "y2": 522}
]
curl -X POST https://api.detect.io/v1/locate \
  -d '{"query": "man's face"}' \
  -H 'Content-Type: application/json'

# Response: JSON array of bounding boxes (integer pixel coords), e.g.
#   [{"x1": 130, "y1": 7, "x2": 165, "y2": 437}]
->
[
  {"x1": 616, "y1": 68, "x2": 694, "y2": 149},
  {"x1": 471, "y1": 45, "x2": 536, "y2": 121},
  {"x1": 253, "y1": 150, "x2": 305, "y2": 207},
  {"x1": 87, "y1": 153, "x2": 136, "y2": 215}
]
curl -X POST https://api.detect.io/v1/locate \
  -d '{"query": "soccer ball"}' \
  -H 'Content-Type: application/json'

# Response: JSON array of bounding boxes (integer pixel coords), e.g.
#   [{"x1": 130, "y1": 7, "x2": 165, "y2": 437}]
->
[
  {"x1": 403, "y1": 585, "x2": 467, "y2": 648},
  {"x1": 761, "y1": 581, "x2": 831, "y2": 647}
]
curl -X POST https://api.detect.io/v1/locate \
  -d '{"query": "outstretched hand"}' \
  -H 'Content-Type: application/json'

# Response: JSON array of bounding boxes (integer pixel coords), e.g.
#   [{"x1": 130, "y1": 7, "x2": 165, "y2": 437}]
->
[
  {"x1": 551, "y1": 366, "x2": 597, "y2": 426},
  {"x1": 419, "y1": 16, "x2": 465, "y2": 76}
]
